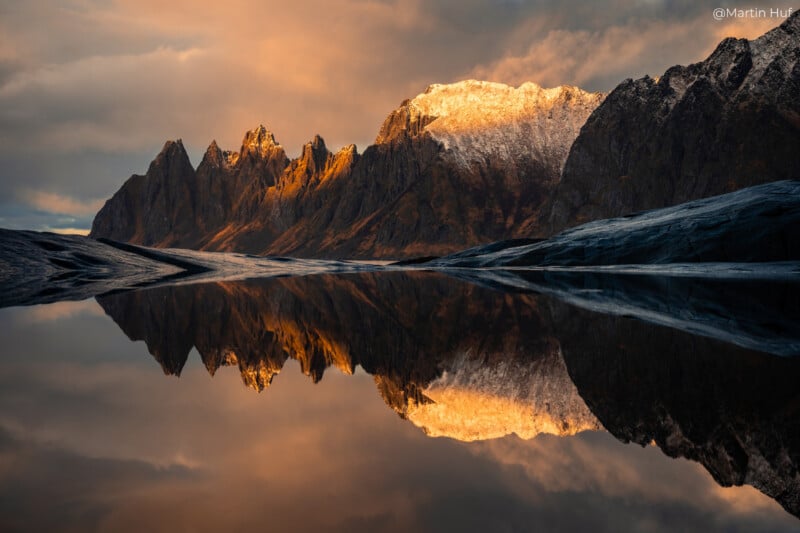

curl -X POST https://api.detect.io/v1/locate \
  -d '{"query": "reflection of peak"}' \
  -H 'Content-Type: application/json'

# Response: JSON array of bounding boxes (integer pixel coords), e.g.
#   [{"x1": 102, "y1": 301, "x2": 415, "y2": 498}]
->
[
  {"x1": 95, "y1": 272, "x2": 561, "y2": 412},
  {"x1": 229, "y1": 353, "x2": 282, "y2": 392},
  {"x1": 405, "y1": 349, "x2": 601, "y2": 442}
]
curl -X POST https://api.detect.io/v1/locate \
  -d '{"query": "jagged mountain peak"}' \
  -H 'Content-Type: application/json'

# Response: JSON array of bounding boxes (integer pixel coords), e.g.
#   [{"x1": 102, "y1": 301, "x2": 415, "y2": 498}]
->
[
  {"x1": 338, "y1": 143, "x2": 358, "y2": 155},
  {"x1": 157, "y1": 138, "x2": 187, "y2": 156},
  {"x1": 332, "y1": 144, "x2": 359, "y2": 166},
  {"x1": 201, "y1": 139, "x2": 223, "y2": 165},
  {"x1": 299, "y1": 135, "x2": 330, "y2": 171},
  {"x1": 149, "y1": 138, "x2": 192, "y2": 174},
  {"x1": 301, "y1": 134, "x2": 328, "y2": 155},
  {"x1": 310, "y1": 133, "x2": 325, "y2": 149},
  {"x1": 200, "y1": 139, "x2": 239, "y2": 169},
  {"x1": 241, "y1": 124, "x2": 280, "y2": 155},
  {"x1": 746, "y1": 9, "x2": 799, "y2": 82}
]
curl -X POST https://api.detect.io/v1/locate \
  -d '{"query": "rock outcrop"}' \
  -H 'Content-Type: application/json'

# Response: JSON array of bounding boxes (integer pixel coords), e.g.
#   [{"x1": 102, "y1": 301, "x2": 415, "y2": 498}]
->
[
  {"x1": 433, "y1": 180, "x2": 800, "y2": 268},
  {"x1": 0, "y1": 229, "x2": 196, "y2": 308},
  {"x1": 549, "y1": 10, "x2": 800, "y2": 233}
]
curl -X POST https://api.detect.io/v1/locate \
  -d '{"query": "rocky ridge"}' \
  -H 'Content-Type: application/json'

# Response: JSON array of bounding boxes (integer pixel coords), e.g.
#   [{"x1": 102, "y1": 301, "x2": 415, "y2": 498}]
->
[{"x1": 91, "y1": 81, "x2": 603, "y2": 258}]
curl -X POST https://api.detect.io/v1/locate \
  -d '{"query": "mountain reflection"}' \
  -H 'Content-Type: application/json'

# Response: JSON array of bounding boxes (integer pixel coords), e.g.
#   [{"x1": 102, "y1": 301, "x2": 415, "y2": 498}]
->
[
  {"x1": 96, "y1": 272, "x2": 800, "y2": 518},
  {"x1": 96, "y1": 272, "x2": 598, "y2": 441}
]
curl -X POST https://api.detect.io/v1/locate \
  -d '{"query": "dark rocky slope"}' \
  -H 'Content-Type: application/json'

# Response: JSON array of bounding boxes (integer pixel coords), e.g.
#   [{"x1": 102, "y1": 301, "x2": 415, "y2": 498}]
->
[
  {"x1": 434, "y1": 180, "x2": 800, "y2": 267},
  {"x1": 550, "y1": 10, "x2": 800, "y2": 232},
  {"x1": 91, "y1": 82, "x2": 601, "y2": 259},
  {"x1": 0, "y1": 229, "x2": 190, "y2": 307}
]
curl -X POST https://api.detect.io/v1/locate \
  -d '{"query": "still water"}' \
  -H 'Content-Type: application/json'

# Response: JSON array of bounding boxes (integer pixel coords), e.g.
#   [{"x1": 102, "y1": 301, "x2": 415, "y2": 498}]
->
[{"x1": 0, "y1": 271, "x2": 798, "y2": 532}]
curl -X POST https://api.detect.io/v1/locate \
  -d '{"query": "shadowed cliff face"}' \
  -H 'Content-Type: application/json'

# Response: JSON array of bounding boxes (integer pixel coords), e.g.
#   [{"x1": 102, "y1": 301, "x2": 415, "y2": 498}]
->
[
  {"x1": 94, "y1": 271, "x2": 800, "y2": 517},
  {"x1": 550, "y1": 11, "x2": 800, "y2": 233}
]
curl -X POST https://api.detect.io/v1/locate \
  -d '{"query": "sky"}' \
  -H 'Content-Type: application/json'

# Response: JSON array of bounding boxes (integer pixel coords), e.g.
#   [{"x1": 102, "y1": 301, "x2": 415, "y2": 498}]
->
[{"x1": 0, "y1": 0, "x2": 790, "y2": 233}]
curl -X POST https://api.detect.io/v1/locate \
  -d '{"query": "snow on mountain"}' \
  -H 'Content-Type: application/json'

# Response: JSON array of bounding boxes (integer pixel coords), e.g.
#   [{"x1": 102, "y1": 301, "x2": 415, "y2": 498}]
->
[
  {"x1": 405, "y1": 348, "x2": 602, "y2": 442},
  {"x1": 391, "y1": 80, "x2": 604, "y2": 171}
]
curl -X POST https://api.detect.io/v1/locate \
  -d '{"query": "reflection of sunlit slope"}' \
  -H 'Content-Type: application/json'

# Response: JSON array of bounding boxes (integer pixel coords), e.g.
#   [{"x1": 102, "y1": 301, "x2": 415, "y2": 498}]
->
[{"x1": 405, "y1": 350, "x2": 601, "y2": 441}]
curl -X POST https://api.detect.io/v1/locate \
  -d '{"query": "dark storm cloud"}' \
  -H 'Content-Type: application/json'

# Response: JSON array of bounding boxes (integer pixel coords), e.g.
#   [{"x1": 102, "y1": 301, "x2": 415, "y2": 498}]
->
[{"x1": 0, "y1": 0, "x2": 791, "y2": 231}]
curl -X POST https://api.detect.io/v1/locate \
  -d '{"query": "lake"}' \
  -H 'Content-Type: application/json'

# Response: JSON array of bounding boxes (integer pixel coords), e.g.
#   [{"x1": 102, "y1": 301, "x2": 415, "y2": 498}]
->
[{"x1": 0, "y1": 271, "x2": 798, "y2": 532}]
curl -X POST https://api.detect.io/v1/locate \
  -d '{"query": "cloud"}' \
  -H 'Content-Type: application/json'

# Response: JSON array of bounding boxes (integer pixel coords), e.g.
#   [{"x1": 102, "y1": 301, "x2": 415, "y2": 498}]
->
[
  {"x1": 19, "y1": 189, "x2": 104, "y2": 217},
  {"x1": 0, "y1": 0, "x2": 794, "y2": 231},
  {"x1": 17, "y1": 299, "x2": 105, "y2": 324},
  {"x1": 44, "y1": 227, "x2": 91, "y2": 235},
  {"x1": 469, "y1": 13, "x2": 784, "y2": 91}
]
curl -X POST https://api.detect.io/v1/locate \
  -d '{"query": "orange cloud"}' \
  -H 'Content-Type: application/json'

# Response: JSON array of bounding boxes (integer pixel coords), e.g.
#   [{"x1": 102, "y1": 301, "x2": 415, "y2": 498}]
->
[
  {"x1": 18, "y1": 299, "x2": 104, "y2": 323},
  {"x1": 20, "y1": 189, "x2": 104, "y2": 216}
]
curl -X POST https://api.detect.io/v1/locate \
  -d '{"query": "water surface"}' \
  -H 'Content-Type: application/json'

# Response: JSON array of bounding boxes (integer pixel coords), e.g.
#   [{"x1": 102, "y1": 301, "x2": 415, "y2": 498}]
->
[{"x1": 0, "y1": 271, "x2": 798, "y2": 532}]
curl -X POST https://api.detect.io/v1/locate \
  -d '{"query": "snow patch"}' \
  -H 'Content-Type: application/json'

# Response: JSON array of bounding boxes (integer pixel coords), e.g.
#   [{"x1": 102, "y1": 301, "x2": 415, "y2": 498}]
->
[{"x1": 407, "y1": 80, "x2": 604, "y2": 171}]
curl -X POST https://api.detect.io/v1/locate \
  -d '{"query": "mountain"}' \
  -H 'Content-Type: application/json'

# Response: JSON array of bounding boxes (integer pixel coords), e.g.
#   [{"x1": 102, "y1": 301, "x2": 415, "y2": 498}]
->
[
  {"x1": 90, "y1": 128, "x2": 292, "y2": 250},
  {"x1": 90, "y1": 81, "x2": 602, "y2": 258},
  {"x1": 90, "y1": 14, "x2": 798, "y2": 258},
  {"x1": 433, "y1": 180, "x2": 800, "y2": 268},
  {"x1": 549, "y1": 10, "x2": 800, "y2": 233}
]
